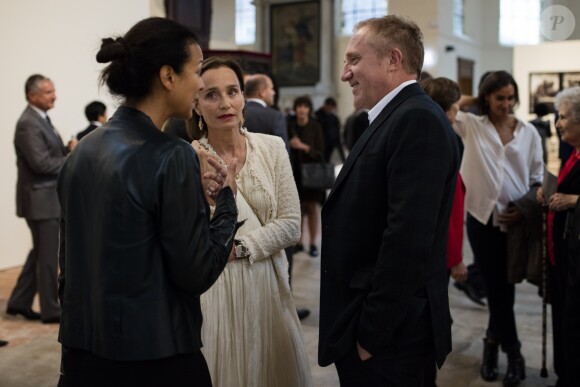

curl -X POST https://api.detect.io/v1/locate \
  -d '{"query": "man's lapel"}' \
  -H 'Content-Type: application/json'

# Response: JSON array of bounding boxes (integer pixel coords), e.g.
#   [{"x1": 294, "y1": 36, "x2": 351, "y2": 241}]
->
[
  {"x1": 326, "y1": 83, "x2": 422, "y2": 201},
  {"x1": 26, "y1": 106, "x2": 65, "y2": 148}
]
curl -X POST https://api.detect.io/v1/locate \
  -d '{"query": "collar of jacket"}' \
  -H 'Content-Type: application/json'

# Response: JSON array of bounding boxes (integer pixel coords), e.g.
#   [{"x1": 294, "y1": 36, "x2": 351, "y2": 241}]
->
[
  {"x1": 327, "y1": 83, "x2": 424, "y2": 200},
  {"x1": 109, "y1": 106, "x2": 160, "y2": 132}
]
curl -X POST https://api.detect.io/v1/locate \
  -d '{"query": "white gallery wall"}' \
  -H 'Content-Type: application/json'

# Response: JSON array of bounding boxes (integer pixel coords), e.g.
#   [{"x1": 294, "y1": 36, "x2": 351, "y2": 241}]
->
[{"x1": 0, "y1": 0, "x2": 162, "y2": 269}]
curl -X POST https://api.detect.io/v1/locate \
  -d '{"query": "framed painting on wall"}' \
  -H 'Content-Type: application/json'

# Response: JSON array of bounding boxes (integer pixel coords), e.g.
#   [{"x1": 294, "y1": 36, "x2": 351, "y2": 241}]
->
[
  {"x1": 562, "y1": 72, "x2": 580, "y2": 89},
  {"x1": 270, "y1": 1, "x2": 320, "y2": 87},
  {"x1": 529, "y1": 72, "x2": 560, "y2": 113}
]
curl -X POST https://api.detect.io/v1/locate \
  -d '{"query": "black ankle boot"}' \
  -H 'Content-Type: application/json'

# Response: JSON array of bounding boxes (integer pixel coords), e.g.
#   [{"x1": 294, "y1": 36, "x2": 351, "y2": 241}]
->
[
  {"x1": 480, "y1": 338, "x2": 499, "y2": 381},
  {"x1": 503, "y1": 349, "x2": 525, "y2": 386}
]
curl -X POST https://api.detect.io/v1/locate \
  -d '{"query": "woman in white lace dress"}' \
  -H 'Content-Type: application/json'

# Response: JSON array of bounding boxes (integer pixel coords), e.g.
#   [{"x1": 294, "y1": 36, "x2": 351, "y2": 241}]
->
[{"x1": 189, "y1": 56, "x2": 313, "y2": 387}]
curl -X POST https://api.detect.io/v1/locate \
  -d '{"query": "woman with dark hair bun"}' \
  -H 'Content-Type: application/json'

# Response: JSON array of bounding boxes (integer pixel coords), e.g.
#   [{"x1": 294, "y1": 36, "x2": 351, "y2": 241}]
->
[
  {"x1": 456, "y1": 70, "x2": 543, "y2": 386},
  {"x1": 56, "y1": 17, "x2": 239, "y2": 387}
]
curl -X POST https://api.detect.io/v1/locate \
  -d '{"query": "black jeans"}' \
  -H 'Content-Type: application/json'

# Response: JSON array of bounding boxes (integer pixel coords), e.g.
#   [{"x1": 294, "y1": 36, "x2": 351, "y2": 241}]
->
[{"x1": 466, "y1": 213, "x2": 520, "y2": 351}]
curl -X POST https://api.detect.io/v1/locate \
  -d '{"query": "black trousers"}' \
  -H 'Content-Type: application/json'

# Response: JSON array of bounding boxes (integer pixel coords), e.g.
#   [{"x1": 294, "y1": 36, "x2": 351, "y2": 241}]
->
[
  {"x1": 7, "y1": 218, "x2": 60, "y2": 320},
  {"x1": 563, "y1": 257, "x2": 580, "y2": 383},
  {"x1": 58, "y1": 346, "x2": 212, "y2": 387},
  {"x1": 466, "y1": 214, "x2": 520, "y2": 351},
  {"x1": 549, "y1": 257, "x2": 567, "y2": 386},
  {"x1": 335, "y1": 302, "x2": 432, "y2": 387}
]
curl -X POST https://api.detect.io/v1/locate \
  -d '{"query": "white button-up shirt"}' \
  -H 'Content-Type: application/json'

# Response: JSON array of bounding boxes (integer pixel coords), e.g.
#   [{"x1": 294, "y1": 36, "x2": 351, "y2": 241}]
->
[
  {"x1": 454, "y1": 110, "x2": 544, "y2": 228},
  {"x1": 368, "y1": 80, "x2": 417, "y2": 125}
]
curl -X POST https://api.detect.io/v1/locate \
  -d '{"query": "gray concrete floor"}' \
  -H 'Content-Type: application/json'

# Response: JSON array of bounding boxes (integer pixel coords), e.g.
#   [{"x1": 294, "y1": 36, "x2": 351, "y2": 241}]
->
[{"x1": 292, "y1": 239, "x2": 558, "y2": 387}]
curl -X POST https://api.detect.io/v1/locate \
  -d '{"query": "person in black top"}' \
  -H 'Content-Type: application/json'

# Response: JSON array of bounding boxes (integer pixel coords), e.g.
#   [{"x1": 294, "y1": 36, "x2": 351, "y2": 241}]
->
[{"x1": 57, "y1": 17, "x2": 239, "y2": 387}]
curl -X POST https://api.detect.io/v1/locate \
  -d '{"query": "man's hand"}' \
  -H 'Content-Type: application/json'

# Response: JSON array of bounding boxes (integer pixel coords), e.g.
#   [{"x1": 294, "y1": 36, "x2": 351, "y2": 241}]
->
[
  {"x1": 67, "y1": 137, "x2": 78, "y2": 152},
  {"x1": 357, "y1": 342, "x2": 372, "y2": 361},
  {"x1": 450, "y1": 262, "x2": 468, "y2": 282}
]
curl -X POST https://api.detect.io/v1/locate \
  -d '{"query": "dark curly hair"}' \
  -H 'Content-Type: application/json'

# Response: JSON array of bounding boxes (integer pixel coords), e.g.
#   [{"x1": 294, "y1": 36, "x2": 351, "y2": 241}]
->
[{"x1": 293, "y1": 95, "x2": 313, "y2": 114}]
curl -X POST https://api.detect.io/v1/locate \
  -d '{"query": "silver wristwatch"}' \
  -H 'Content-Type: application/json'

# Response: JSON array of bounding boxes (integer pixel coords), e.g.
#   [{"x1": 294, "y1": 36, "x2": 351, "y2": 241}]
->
[{"x1": 234, "y1": 240, "x2": 250, "y2": 260}]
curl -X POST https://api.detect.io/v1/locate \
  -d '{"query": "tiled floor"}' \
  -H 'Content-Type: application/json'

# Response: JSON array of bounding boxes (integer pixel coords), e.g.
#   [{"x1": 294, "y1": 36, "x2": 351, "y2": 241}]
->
[{"x1": 0, "y1": 243, "x2": 559, "y2": 386}]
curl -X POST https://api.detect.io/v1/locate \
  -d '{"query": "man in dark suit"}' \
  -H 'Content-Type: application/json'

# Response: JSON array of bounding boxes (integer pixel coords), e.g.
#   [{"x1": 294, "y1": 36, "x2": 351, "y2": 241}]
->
[
  {"x1": 7, "y1": 74, "x2": 76, "y2": 324},
  {"x1": 244, "y1": 74, "x2": 288, "y2": 150},
  {"x1": 76, "y1": 100, "x2": 107, "y2": 141},
  {"x1": 318, "y1": 16, "x2": 459, "y2": 386}
]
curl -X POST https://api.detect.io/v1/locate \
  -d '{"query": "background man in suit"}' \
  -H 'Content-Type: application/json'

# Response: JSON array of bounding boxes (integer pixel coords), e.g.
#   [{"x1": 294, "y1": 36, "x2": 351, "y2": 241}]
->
[
  {"x1": 343, "y1": 108, "x2": 369, "y2": 151},
  {"x1": 243, "y1": 73, "x2": 311, "y2": 320},
  {"x1": 7, "y1": 74, "x2": 76, "y2": 324},
  {"x1": 76, "y1": 100, "x2": 107, "y2": 141},
  {"x1": 244, "y1": 74, "x2": 288, "y2": 149},
  {"x1": 318, "y1": 16, "x2": 459, "y2": 386},
  {"x1": 316, "y1": 97, "x2": 345, "y2": 163}
]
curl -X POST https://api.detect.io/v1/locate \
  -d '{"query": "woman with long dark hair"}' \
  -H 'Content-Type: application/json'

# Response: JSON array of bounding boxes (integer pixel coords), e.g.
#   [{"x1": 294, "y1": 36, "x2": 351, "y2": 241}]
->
[{"x1": 456, "y1": 71, "x2": 544, "y2": 387}]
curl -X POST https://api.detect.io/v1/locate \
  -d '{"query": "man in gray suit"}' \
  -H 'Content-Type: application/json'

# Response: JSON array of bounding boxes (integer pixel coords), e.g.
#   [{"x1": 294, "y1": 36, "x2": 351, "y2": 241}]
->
[
  {"x1": 6, "y1": 74, "x2": 76, "y2": 323},
  {"x1": 244, "y1": 74, "x2": 289, "y2": 150}
]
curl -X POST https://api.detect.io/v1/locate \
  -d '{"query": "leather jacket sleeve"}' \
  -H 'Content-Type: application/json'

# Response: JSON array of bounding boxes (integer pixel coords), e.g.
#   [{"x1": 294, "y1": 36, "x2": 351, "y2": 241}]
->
[{"x1": 158, "y1": 145, "x2": 238, "y2": 296}]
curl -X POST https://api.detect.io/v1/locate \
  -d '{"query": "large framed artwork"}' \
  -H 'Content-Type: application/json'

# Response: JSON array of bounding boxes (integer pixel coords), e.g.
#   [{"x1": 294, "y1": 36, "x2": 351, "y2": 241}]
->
[
  {"x1": 529, "y1": 71, "x2": 580, "y2": 113},
  {"x1": 271, "y1": 1, "x2": 320, "y2": 87},
  {"x1": 529, "y1": 72, "x2": 560, "y2": 113},
  {"x1": 562, "y1": 72, "x2": 580, "y2": 89}
]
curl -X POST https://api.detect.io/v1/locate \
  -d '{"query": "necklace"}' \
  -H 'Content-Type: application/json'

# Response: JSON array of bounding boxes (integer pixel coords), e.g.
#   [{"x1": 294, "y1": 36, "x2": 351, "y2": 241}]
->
[{"x1": 198, "y1": 127, "x2": 248, "y2": 179}]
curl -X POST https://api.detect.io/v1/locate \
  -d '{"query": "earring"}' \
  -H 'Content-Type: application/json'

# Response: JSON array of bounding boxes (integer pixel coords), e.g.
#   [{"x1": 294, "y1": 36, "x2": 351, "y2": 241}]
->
[{"x1": 198, "y1": 118, "x2": 204, "y2": 132}]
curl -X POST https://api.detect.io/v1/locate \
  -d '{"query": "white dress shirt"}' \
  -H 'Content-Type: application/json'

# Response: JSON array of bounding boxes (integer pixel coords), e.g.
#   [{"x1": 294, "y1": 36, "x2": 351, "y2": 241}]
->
[
  {"x1": 454, "y1": 111, "x2": 544, "y2": 228},
  {"x1": 246, "y1": 98, "x2": 267, "y2": 107},
  {"x1": 29, "y1": 104, "x2": 48, "y2": 120},
  {"x1": 368, "y1": 80, "x2": 417, "y2": 125}
]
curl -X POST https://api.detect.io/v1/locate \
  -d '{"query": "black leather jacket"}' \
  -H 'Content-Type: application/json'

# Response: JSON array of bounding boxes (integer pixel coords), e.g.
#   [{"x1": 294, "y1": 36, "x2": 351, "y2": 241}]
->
[{"x1": 57, "y1": 106, "x2": 238, "y2": 361}]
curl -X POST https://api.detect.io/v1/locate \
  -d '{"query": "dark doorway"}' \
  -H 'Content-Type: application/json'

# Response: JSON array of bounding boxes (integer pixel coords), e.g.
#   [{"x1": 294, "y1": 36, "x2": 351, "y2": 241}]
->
[{"x1": 457, "y1": 57, "x2": 474, "y2": 95}]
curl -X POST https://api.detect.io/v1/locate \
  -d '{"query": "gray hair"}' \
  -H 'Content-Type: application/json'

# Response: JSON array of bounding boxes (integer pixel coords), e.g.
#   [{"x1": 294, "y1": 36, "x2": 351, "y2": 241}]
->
[
  {"x1": 25, "y1": 74, "x2": 50, "y2": 97},
  {"x1": 555, "y1": 86, "x2": 580, "y2": 123}
]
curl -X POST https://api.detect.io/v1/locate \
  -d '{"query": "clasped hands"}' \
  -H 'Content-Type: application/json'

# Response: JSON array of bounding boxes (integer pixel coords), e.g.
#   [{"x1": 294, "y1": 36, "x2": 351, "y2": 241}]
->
[
  {"x1": 192, "y1": 140, "x2": 238, "y2": 205},
  {"x1": 536, "y1": 187, "x2": 579, "y2": 212}
]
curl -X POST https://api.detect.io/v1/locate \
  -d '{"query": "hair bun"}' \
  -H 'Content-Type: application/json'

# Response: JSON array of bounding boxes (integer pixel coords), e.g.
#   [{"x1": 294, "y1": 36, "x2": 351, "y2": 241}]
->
[{"x1": 96, "y1": 37, "x2": 127, "y2": 63}]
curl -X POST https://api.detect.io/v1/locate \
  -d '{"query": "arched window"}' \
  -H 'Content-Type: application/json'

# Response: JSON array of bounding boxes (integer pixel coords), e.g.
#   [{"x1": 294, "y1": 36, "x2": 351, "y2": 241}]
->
[
  {"x1": 499, "y1": 0, "x2": 540, "y2": 46},
  {"x1": 236, "y1": 0, "x2": 256, "y2": 45},
  {"x1": 341, "y1": 0, "x2": 388, "y2": 35},
  {"x1": 453, "y1": 0, "x2": 465, "y2": 36}
]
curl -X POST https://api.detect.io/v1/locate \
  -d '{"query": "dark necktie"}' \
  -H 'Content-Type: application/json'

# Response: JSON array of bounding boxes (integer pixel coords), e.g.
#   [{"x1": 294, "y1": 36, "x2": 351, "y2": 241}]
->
[{"x1": 45, "y1": 115, "x2": 60, "y2": 138}]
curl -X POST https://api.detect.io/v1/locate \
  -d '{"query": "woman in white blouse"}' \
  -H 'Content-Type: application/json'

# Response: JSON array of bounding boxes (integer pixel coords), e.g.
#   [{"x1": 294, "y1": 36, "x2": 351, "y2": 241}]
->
[{"x1": 455, "y1": 71, "x2": 543, "y2": 387}]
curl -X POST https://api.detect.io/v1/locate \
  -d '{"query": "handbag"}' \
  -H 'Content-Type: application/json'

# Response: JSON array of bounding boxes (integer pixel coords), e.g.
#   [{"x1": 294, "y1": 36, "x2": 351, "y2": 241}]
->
[{"x1": 300, "y1": 162, "x2": 336, "y2": 190}]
